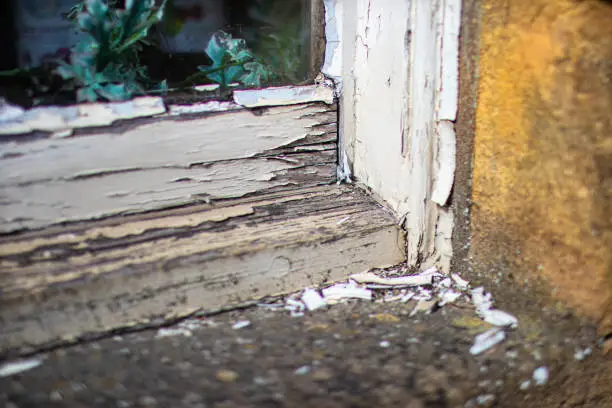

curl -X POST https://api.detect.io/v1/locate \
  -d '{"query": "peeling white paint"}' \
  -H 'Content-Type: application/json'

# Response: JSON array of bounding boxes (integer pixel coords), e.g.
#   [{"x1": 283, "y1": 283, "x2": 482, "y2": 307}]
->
[
  {"x1": 168, "y1": 101, "x2": 241, "y2": 115},
  {"x1": 0, "y1": 104, "x2": 336, "y2": 232},
  {"x1": 432, "y1": 120, "x2": 457, "y2": 206},
  {"x1": 439, "y1": 0, "x2": 462, "y2": 121},
  {"x1": 0, "y1": 97, "x2": 166, "y2": 136},
  {"x1": 337, "y1": 148, "x2": 353, "y2": 183},
  {"x1": 233, "y1": 85, "x2": 334, "y2": 108},
  {"x1": 322, "y1": 0, "x2": 344, "y2": 88},
  {"x1": 340, "y1": 0, "x2": 461, "y2": 270}
]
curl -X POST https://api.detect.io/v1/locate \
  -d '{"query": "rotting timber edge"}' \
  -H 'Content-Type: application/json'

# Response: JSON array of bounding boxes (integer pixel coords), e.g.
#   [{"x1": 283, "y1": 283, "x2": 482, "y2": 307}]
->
[
  {"x1": 0, "y1": 102, "x2": 338, "y2": 233},
  {"x1": 0, "y1": 101, "x2": 405, "y2": 357},
  {"x1": 0, "y1": 185, "x2": 405, "y2": 357}
]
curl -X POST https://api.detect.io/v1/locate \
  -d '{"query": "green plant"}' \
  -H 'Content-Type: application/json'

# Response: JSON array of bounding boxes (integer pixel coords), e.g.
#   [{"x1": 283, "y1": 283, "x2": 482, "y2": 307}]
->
[
  {"x1": 198, "y1": 31, "x2": 273, "y2": 89},
  {"x1": 56, "y1": 0, "x2": 167, "y2": 102},
  {"x1": 247, "y1": 0, "x2": 309, "y2": 84}
]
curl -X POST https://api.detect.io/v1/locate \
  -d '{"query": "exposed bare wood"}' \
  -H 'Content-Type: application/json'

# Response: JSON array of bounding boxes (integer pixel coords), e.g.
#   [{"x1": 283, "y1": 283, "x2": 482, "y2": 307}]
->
[
  {"x1": 1, "y1": 103, "x2": 337, "y2": 233},
  {"x1": 309, "y1": 0, "x2": 327, "y2": 79},
  {"x1": 340, "y1": 0, "x2": 461, "y2": 271},
  {"x1": 0, "y1": 185, "x2": 405, "y2": 356}
]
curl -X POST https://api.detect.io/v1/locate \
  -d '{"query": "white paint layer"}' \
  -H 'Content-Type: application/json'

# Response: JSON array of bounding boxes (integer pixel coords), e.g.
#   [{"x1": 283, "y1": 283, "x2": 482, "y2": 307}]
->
[
  {"x1": 0, "y1": 104, "x2": 336, "y2": 232},
  {"x1": 233, "y1": 85, "x2": 334, "y2": 107},
  {"x1": 439, "y1": 0, "x2": 462, "y2": 121},
  {"x1": 341, "y1": 0, "x2": 461, "y2": 270},
  {"x1": 0, "y1": 97, "x2": 165, "y2": 136},
  {"x1": 322, "y1": 0, "x2": 344, "y2": 86},
  {"x1": 431, "y1": 120, "x2": 457, "y2": 206},
  {"x1": 0, "y1": 186, "x2": 404, "y2": 354}
]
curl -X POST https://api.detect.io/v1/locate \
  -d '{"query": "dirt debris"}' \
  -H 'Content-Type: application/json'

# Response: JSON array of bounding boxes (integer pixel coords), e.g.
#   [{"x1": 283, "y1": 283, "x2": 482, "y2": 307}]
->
[{"x1": 0, "y1": 265, "x2": 610, "y2": 407}]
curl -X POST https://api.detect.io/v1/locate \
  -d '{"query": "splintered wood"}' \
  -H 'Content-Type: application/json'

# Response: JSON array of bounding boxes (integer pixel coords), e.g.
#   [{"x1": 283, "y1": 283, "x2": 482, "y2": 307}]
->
[
  {"x1": 0, "y1": 185, "x2": 405, "y2": 355},
  {"x1": 0, "y1": 103, "x2": 337, "y2": 233}
]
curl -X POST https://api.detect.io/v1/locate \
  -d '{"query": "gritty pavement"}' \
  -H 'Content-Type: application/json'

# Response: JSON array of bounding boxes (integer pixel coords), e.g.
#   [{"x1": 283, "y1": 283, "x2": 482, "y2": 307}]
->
[{"x1": 1, "y1": 275, "x2": 611, "y2": 408}]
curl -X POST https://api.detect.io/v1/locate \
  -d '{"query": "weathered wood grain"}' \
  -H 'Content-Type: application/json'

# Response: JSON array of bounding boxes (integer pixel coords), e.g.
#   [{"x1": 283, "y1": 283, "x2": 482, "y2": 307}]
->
[
  {"x1": 0, "y1": 103, "x2": 337, "y2": 233},
  {"x1": 0, "y1": 185, "x2": 405, "y2": 356},
  {"x1": 340, "y1": 0, "x2": 460, "y2": 271}
]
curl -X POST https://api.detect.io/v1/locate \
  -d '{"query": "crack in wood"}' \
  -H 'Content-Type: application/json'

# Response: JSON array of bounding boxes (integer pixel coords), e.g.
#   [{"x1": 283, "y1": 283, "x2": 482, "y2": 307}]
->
[
  {"x1": 0, "y1": 185, "x2": 405, "y2": 357},
  {"x1": 1, "y1": 103, "x2": 338, "y2": 233}
]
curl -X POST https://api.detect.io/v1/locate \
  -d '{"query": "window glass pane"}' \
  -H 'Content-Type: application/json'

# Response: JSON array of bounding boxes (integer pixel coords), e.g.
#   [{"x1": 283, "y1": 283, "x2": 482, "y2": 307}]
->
[{"x1": 1, "y1": 0, "x2": 319, "y2": 107}]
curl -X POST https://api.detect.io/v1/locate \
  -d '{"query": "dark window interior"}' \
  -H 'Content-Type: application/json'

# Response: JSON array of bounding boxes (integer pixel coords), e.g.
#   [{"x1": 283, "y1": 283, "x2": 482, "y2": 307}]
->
[
  {"x1": 0, "y1": 0, "x2": 324, "y2": 106},
  {"x1": 0, "y1": 1, "x2": 17, "y2": 71}
]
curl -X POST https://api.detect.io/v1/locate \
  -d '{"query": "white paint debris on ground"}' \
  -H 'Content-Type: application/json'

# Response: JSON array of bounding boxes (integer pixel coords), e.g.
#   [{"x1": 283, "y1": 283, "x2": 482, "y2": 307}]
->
[
  {"x1": 438, "y1": 289, "x2": 462, "y2": 306},
  {"x1": 255, "y1": 265, "x2": 520, "y2": 360},
  {"x1": 451, "y1": 273, "x2": 470, "y2": 289},
  {"x1": 520, "y1": 380, "x2": 532, "y2": 391},
  {"x1": 285, "y1": 298, "x2": 306, "y2": 317},
  {"x1": 574, "y1": 347, "x2": 592, "y2": 361},
  {"x1": 322, "y1": 281, "x2": 372, "y2": 303},
  {"x1": 409, "y1": 299, "x2": 438, "y2": 317},
  {"x1": 156, "y1": 327, "x2": 193, "y2": 338},
  {"x1": 351, "y1": 269, "x2": 436, "y2": 287},
  {"x1": 156, "y1": 318, "x2": 217, "y2": 338},
  {"x1": 469, "y1": 328, "x2": 507, "y2": 356},
  {"x1": 471, "y1": 287, "x2": 519, "y2": 328},
  {"x1": 476, "y1": 394, "x2": 496, "y2": 405},
  {"x1": 533, "y1": 366, "x2": 549, "y2": 385},
  {"x1": 294, "y1": 365, "x2": 311, "y2": 375},
  {"x1": 379, "y1": 340, "x2": 391, "y2": 348},
  {"x1": 0, "y1": 357, "x2": 43, "y2": 377},
  {"x1": 231, "y1": 320, "x2": 251, "y2": 330},
  {"x1": 301, "y1": 289, "x2": 327, "y2": 311}
]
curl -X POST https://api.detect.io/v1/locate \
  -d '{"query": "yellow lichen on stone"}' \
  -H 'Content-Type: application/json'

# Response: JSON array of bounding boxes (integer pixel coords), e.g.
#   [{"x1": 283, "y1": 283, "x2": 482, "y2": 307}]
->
[{"x1": 471, "y1": 0, "x2": 612, "y2": 329}]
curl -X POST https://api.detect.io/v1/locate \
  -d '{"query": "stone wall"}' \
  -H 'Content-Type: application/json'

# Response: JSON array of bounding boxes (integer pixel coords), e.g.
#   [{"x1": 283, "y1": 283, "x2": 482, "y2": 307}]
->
[{"x1": 466, "y1": 0, "x2": 612, "y2": 335}]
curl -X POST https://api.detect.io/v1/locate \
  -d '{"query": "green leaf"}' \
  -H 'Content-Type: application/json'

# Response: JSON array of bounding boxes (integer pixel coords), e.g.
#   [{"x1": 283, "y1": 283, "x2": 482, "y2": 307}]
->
[
  {"x1": 156, "y1": 79, "x2": 168, "y2": 94},
  {"x1": 205, "y1": 33, "x2": 228, "y2": 67},
  {"x1": 241, "y1": 61, "x2": 271, "y2": 88},
  {"x1": 77, "y1": 86, "x2": 99, "y2": 102},
  {"x1": 98, "y1": 83, "x2": 131, "y2": 101},
  {"x1": 82, "y1": 0, "x2": 110, "y2": 46},
  {"x1": 225, "y1": 65, "x2": 245, "y2": 84},
  {"x1": 205, "y1": 71, "x2": 225, "y2": 86},
  {"x1": 56, "y1": 0, "x2": 167, "y2": 103},
  {"x1": 56, "y1": 63, "x2": 76, "y2": 80}
]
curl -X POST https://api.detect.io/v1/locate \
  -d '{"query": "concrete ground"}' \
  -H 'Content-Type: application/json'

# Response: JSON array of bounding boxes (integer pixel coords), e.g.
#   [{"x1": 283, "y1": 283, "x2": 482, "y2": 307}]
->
[{"x1": 1, "y1": 271, "x2": 611, "y2": 408}]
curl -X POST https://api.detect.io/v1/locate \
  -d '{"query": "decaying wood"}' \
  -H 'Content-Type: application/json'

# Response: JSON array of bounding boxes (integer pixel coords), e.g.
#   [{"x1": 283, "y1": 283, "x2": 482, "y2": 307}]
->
[
  {"x1": 340, "y1": 0, "x2": 460, "y2": 271},
  {"x1": 0, "y1": 185, "x2": 405, "y2": 356},
  {"x1": 0, "y1": 103, "x2": 337, "y2": 233},
  {"x1": 0, "y1": 97, "x2": 166, "y2": 136},
  {"x1": 233, "y1": 85, "x2": 334, "y2": 107},
  {"x1": 309, "y1": 0, "x2": 327, "y2": 79}
]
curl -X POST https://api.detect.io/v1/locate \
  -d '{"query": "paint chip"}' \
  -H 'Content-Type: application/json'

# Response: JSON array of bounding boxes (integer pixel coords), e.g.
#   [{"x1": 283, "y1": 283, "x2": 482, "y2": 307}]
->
[
  {"x1": 232, "y1": 320, "x2": 251, "y2": 330},
  {"x1": 533, "y1": 366, "x2": 549, "y2": 385},
  {"x1": 469, "y1": 328, "x2": 506, "y2": 355},
  {"x1": 0, "y1": 358, "x2": 43, "y2": 377},
  {"x1": 322, "y1": 283, "x2": 372, "y2": 303},
  {"x1": 350, "y1": 271, "x2": 434, "y2": 287},
  {"x1": 301, "y1": 289, "x2": 327, "y2": 311}
]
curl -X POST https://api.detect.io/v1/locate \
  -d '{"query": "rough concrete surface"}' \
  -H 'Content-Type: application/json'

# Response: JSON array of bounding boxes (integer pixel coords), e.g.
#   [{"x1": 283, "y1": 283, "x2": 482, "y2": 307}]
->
[
  {"x1": 452, "y1": 2, "x2": 612, "y2": 405},
  {"x1": 1, "y1": 272, "x2": 610, "y2": 408},
  {"x1": 469, "y1": 0, "x2": 612, "y2": 335}
]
